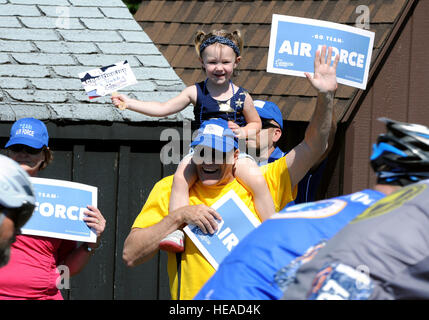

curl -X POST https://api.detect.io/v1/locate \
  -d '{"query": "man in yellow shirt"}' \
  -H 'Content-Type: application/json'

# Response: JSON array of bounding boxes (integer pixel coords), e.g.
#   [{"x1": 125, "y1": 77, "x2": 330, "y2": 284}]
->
[{"x1": 123, "y1": 46, "x2": 339, "y2": 300}]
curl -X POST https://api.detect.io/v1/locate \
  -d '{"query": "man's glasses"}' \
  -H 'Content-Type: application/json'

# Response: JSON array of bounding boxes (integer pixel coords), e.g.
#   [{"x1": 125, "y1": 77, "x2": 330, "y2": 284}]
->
[
  {"x1": 0, "y1": 202, "x2": 35, "y2": 232},
  {"x1": 8, "y1": 144, "x2": 43, "y2": 155},
  {"x1": 261, "y1": 120, "x2": 281, "y2": 130}
]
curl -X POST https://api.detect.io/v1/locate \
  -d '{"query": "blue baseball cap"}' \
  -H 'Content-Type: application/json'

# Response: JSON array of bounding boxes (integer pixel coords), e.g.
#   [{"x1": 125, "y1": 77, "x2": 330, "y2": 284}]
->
[
  {"x1": 5, "y1": 118, "x2": 49, "y2": 149},
  {"x1": 190, "y1": 119, "x2": 239, "y2": 153},
  {"x1": 254, "y1": 100, "x2": 283, "y2": 130}
]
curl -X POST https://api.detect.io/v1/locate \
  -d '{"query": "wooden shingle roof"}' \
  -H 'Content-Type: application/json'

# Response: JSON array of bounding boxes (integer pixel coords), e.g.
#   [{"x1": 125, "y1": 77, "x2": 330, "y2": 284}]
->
[{"x1": 135, "y1": 0, "x2": 410, "y2": 122}]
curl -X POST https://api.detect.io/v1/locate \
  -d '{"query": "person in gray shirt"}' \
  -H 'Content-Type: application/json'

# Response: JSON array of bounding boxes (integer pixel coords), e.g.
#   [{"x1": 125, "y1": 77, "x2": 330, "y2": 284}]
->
[{"x1": 282, "y1": 118, "x2": 429, "y2": 300}]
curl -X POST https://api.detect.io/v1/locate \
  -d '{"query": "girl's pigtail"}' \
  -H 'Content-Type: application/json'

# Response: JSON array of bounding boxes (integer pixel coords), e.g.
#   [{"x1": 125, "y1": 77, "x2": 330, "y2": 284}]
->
[
  {"x1": 194, "y1": 30, "x2": 207, "y2": 57},
  {"x1": 232, "y1": 29, "x2": 244, "y2": 57}
]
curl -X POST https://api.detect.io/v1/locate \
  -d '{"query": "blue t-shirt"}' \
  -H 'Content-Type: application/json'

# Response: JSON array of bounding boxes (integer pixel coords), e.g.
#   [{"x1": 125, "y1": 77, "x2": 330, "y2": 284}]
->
[
  {"x1": 194, "y1": 189, "x2": 385, "y2": 300},
  {"x1": 193, "y1": 80, "x2": 247, "y2": 128}
]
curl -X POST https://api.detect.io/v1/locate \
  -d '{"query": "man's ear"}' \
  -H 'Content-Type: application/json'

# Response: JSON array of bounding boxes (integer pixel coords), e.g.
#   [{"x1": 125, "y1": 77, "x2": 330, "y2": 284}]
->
[{"x1": 272, "y1": 128, "x2": 282, "y2": 144}]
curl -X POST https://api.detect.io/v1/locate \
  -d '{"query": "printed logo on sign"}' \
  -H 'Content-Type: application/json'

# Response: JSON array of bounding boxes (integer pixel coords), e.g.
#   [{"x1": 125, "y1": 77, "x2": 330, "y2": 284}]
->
[
  {"x1": 275, "y1": 59, "x2": 294, "y2": 68},
  {"x1": 352, "y1": 183, "x2": 427, "y2": 223}
]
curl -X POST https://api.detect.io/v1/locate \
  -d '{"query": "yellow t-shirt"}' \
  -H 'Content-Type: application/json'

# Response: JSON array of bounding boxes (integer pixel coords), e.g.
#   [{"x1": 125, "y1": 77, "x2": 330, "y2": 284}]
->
[{"x1": 132, "y1": 156, "x2": 296, "y2": 300}]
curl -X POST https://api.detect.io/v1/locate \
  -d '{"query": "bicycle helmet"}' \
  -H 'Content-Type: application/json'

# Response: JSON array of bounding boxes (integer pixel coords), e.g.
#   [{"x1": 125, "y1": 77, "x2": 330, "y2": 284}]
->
[
  {"x1": 370, "y1": 117, "x2": 429, "y2": 186},
  {"x1": 0, "y1": 155, "x2": 35, "y2": 229}
]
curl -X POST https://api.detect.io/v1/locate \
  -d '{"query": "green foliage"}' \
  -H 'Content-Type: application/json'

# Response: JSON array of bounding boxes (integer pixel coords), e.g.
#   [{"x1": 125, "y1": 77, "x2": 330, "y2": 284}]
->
[{"x1": 122, "y1": 0, "x2": 141, "y2": 15}]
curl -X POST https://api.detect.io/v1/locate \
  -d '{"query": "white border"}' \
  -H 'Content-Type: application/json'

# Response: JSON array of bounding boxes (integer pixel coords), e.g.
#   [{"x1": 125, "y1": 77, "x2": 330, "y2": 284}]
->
[
  {"x1": 184, "y1": 190, "x2": 260, "y2": 270},
  {"x1": 22, "y1": 177, "x2": 98, "y2": 243},
  {"x1": 267, "y1": 14, "x2": 375, "y2": 90}
]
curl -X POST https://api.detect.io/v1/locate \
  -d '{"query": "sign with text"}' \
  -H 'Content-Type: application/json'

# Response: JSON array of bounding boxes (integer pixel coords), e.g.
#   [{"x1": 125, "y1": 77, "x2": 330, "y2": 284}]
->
[
  {"x1": 267, "y1": 14, "x2": 375, "y2": 89},
  {"x1": 184, "y1": 190, "x2": 261, "y2": 270},
  {"x1": 21, "y1": 178, "x2": 98, "y2": 243},
  {"x1": 78, "y1": 60, "x2": 137, "y2": 99}
]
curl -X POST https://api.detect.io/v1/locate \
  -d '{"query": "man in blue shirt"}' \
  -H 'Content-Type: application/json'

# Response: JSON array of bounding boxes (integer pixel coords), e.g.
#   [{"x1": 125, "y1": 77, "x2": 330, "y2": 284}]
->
[{"x1": 194, "y1": 187, "x2": 385, "y2": 300}]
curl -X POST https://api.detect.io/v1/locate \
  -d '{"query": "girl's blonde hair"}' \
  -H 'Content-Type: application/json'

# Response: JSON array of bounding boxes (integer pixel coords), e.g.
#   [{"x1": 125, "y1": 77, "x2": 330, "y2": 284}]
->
[{"x1": 194, "y1": 29, "x2": 244, "y2": 58}]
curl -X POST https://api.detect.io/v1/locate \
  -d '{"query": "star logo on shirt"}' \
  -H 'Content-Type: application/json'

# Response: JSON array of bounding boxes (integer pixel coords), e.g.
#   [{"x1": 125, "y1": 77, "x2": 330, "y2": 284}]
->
[{"x1": 218, "y1": 101, "x2": 234, "y2": 112}]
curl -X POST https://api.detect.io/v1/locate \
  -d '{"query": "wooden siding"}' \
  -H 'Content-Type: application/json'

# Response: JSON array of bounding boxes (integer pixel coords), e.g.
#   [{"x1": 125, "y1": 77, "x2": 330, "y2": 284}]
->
[
  {"x1": 0, "y1": 122, "x2": 175, "y2": 300},
  {"x1": 341, "y1": 0, "x2": 429, "y2": 194}
]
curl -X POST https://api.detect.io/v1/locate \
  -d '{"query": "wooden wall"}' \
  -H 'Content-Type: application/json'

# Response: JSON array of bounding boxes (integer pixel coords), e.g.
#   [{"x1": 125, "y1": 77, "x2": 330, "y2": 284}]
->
[{"x1": 0, "y1": 122, "x2": 175, "y2": 300}]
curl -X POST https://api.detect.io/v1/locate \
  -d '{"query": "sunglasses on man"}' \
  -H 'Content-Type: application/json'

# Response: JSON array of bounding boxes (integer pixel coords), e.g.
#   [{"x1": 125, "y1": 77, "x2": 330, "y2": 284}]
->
[
  {"x1": 8, "y1": 144, "x2": 43, "y2": 155},
  {"x1": 261, "y1": 120, "x2": 281, "y2": 130}
]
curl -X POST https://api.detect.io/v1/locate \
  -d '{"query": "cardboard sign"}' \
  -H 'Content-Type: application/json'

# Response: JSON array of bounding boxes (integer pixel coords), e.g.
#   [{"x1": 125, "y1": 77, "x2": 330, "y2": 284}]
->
[
  {"x1": 78, "y1": 60, "x2": 137, "y2": 99},
  {"x1": 21, "y1": 178, "x2": 98, "y2": 243},
  {"x1": 184, "y1": 190, "x2": 261, "y2": 270},
  {"x1": 267, "y1": 14, "x2": 375, "y2": 89}
]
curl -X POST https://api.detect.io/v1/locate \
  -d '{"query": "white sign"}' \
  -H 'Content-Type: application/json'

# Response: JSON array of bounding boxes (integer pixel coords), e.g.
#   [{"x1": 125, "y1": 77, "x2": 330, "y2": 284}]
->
[
  {"x1": 267, "y1": 14, "x2": 375, "y2": 89},
  {"x1": 22, "y1": 178, "x2": 98, "y2": 243},
  {"x1": 184, "y1": 190, "x2": 261, "y2": 270},
  {"x1": 78, "y1": 60, "x2": 137, "y2": 99}
]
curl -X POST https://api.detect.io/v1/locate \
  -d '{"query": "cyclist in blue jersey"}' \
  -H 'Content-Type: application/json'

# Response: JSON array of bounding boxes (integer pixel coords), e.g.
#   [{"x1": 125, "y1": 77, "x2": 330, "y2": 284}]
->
[
  {"x1": 194, "y1": 118, "x2": 419, "y2": 300},
  {"x1": 282, "y1": 118, "x2": 429, "y2": 300},
  {"x1": 248, "y1": 100, "x2": 336, "y2": 204}
]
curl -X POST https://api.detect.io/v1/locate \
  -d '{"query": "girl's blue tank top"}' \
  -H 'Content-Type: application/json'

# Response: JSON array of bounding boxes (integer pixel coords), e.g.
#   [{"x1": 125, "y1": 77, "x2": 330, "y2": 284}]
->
[{"x1": 193, "y1": 80, "x2": 248, "y2": 129}]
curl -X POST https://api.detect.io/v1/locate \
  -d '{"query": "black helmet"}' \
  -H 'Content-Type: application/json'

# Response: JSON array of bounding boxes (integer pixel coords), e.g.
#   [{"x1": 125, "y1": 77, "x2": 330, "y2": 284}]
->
[
  {"x1": 0, "y1": 155, "x2": 36, "y2": 229},
  {"x1": 370, "y1": 118, "x2": 429, "y2": 186}
]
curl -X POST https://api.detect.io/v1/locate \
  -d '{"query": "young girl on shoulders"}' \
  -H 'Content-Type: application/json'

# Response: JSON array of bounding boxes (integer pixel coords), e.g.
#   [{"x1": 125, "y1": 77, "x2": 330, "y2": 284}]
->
[{"x1": 112, "y1": 29, "x2": 276, "y2": 252}]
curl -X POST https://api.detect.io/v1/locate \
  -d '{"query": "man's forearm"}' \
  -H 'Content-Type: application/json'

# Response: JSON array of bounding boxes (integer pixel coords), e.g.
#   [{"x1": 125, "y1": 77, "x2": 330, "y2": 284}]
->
[
  {"x1": 304, "y1": 90, "x2": 334, "y2": 159},
  {"x1": 285, "y1": 90, "x2": 335, "y2": 189},
  {"x1": 122, "y1": 214, "x2": 182, "y2": 267}
]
